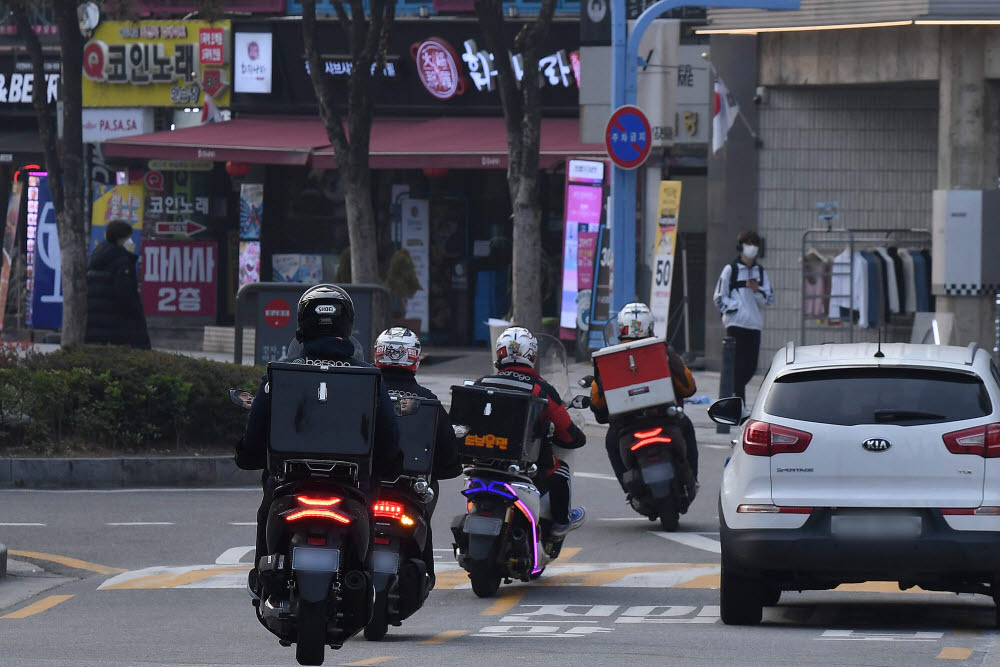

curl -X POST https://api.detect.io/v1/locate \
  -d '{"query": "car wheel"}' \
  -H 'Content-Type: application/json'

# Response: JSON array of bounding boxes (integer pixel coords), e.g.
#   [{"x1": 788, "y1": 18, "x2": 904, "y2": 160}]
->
[{"x1": 720, "y1": 555, "x2": 764, "y2": 626}]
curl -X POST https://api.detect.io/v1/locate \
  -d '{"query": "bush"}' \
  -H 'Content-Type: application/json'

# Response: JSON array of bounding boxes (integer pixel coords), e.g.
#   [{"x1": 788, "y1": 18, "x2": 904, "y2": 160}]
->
[{"x1": 0, "y1": 344, "x2": 263, "y2": 453}]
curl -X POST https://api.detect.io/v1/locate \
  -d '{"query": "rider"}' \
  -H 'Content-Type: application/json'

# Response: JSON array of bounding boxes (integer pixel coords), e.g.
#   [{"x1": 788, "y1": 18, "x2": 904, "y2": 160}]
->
[
  {"x1": 475, "y1": 326, "x2": 588, "y2": 537},
  {"x1": 590, "y1": 302, "x2": 699, "y2": 490},
  {"x1": 373, "y1": 327, "x2": 462, "y2": 584},
  {"x1": 236, "y1": 284, "x2": 402, "y2": 594}
]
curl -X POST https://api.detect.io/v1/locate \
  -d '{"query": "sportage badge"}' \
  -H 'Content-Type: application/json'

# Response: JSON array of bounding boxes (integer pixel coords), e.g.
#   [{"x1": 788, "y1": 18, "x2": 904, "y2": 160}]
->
[{"x1": 862, "y1": 438, "x2": 891, "y2": 452}]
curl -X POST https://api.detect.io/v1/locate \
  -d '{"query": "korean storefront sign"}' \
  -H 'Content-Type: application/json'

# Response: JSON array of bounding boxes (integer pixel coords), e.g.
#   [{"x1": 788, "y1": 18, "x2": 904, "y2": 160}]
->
[
  {"x1": 560, "y1": 159, "x2": 606, "y2": 335},
  {"x1": 144, "y1": 169, "x2": 211, "y2": 239},
  {"x1": 82, "y1": 108, "x2": 154, "y2": 143},
  {"x1": 141, "y1": 240, "x2": 218, "y2": 317},
  {"x1": 0, "y1": 58, "x2": 60, "y2": 105},
  {"x1": 234, "y1": 32, "x2": 272, "y2": 94},
  {"x1": 674, "y1": 45, "x2": 710, "y2": 145},
  {"x1": 650, "y1": 181, "x2": 681, "y2": 338},
  {"x1": 82, "y1": 20, "x2": 232, "y2": 108}
]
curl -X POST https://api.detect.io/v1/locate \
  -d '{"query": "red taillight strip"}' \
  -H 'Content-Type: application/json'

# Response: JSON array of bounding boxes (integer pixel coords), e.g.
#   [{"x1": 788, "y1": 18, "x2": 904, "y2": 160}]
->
[
  {"x1": 634, "y1": 427, "x2": 663, "y2": 439},
  {"x1": 285, "y1": 509, "x2": 351, "y2": 524},
  {"x1": 373, "y1": 501, "x2": 404, "y2": 519},
  {"x1": 630, "y1": 436, "x2": 673, "y2": 451},
  {"x1": 941, "y1": 507, "x2": 1000, "y2": 515},
  {"x1": 742, "y1": 420, "x2": 812, "y2": 456},
  {"x1": 296, "y1": 496, "x2": 343, "y2": 507}
]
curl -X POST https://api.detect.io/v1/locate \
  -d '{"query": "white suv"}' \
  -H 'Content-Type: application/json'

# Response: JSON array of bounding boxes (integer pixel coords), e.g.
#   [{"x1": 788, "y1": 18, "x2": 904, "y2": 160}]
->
[{"x1": 708, "y1": 342, "x2": 1000, "y2": 625}]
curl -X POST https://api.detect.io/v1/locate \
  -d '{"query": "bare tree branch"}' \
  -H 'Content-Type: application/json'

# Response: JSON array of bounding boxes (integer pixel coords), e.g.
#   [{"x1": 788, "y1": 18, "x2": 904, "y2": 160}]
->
[
  {"x1": 331, "y1": 0, "x2": 351, "y2": 51},
  {"x1": 302, "y1": 0, "x2": 348, "y2": 159}
]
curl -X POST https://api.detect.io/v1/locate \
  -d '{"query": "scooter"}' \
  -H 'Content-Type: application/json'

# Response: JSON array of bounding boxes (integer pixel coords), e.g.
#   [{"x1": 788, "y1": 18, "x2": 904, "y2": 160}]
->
[
  {"x1": 364, "y1": 395, "x2": 439, "y2": 641},
  {"x1": 229, "y1": 362, "x2": 422, "y2": 665}
]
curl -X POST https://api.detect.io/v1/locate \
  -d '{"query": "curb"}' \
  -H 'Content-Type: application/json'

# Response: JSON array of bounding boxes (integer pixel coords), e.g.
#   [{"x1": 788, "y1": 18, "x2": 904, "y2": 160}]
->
[
  {"x1": 0, "y1": 543, "x2": 6, "y2": 578},
  {"x1": 0, "y1": 456, "x2": 260, "y2": 489}
]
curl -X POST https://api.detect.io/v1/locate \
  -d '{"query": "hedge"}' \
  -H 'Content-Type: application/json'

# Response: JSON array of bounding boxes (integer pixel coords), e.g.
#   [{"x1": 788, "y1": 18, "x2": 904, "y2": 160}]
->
[{"x1": 0, "y1": 342, "x2": 263, "y2": 452}]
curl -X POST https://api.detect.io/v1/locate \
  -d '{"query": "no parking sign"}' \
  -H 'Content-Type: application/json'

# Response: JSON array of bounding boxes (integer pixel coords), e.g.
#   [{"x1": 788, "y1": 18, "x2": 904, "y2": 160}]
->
[{"x1": 605, "y1": 105, "x2": 652, "y2": 170}]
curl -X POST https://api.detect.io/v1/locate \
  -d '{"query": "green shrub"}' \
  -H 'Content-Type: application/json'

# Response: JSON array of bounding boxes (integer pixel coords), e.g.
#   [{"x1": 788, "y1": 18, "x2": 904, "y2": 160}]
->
[{"x1": 0, "y1": 345, "x2": 263, "y2": 453}]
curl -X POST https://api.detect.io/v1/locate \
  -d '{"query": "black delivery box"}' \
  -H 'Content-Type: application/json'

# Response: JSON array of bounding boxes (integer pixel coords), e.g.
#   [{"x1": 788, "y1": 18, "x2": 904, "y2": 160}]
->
[
  {"x1": 449, "y1": 384, "x2": 546, "y2": 463},
  {"x1": 394, "y1": 395, "x2": 440, "y2": 477},
  {"x1": 266, "y1": 362, "x2": 381, "y2": 478}
]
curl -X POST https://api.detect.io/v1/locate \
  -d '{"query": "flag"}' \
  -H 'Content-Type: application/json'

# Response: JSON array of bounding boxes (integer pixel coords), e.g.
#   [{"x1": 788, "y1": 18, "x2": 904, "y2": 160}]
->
[
  {"x1": 712, "y1": 76, "x2": 739, "y2": 154},
  {"x1": 201, "y1": 96, "x2": 223, "y2": 125}
]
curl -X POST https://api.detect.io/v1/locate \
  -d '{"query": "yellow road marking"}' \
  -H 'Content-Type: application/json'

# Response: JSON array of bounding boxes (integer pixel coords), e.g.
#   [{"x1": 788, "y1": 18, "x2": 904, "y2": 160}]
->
[
  {"x1": 434, "y1": 562, "x2": 715, "y2": 590},
  {"x1": 937, "y1": 647, "x2": 973, "y2": 660},
  {"x1": 481, "y1": 590, "x2": 524, "y2": 616},
  {"x1": 559, "y1": 547, "x2": 581, "y2": 562},
  {"x1": 419, "y1": 630, "x2": 467, "y2": 645},
  {"x1": 9, "y1": 550, "x2": 125, "y2": 575},
  {"x1": 101, "y1": 565, "x2": 249, "y2": 590},
  {"x1": 343, "y1": 658, "x2": 397, "y2": 666},
  {"x1": 955, "y1": 629, "x2": 981, "y2": 637},
  {"x1": 2, "y1": 595, "x2": 74, "y2": 619},
  {"x1": 675, "y1": 573, "x2": 721, "y2": 589},
  {"x1": 833, "y1": 582, "x2": 944, "y2": 594}
]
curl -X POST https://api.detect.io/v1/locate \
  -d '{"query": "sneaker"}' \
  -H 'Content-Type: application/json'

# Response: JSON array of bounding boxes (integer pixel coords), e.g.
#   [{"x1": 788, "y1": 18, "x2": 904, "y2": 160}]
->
[{"x1": 551, "y1": 507, "x2": 586, "y2": 537}]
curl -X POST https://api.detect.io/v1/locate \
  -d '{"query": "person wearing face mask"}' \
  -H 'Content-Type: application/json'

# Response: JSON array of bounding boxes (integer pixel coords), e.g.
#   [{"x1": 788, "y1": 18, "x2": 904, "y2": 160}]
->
[
  {"x1": 85, "y1": 220, "x2": 151, "y2": 349},
  {"x1": 713, "y1": 230, "x2": 773, "y2": 401}
]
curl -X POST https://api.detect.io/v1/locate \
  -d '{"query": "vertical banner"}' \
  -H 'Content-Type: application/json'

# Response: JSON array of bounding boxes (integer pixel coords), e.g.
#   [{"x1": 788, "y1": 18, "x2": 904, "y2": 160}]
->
[
  {"x1": 91, "y1": 182, "x2": 143, "y2": 253},
  {"x1": 560, "y1": 159, "x2": 606, "y2": 338},
  {"x1": 0, "y1": 181, "x2": 24, "y2": 332},
  {"x1": 239, "y1": 182, "x2": 263, "y2": 240},
  {"x1": 400, "y1": 197, "x2": 430, "y2": 333},
  {"x1": 650, "y1": 180, "x2": 682, "y2": 338},
  {"x1": 239, "y1": 241, "x2": 261, "y2": 287},
  {"x1": 29, "y1": 173, "x2": 62, "y2": 330}
]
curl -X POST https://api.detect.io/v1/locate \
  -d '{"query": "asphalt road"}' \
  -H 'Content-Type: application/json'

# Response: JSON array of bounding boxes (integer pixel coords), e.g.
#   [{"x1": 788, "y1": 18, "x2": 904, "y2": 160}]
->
[{"x1": 2, "y1": 416, "x2": 999, "y2": 667}]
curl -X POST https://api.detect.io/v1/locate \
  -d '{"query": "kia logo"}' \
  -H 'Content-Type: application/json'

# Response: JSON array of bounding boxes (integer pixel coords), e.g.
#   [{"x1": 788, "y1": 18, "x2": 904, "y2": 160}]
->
[{"x1": 862, "y1": 438, "x2": 892, "y2": 452}]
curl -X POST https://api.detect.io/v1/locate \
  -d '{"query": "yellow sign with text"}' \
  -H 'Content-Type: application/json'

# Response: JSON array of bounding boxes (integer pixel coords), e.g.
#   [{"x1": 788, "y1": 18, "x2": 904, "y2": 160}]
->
[
  {"x1": 82, "y1": 20, "x2": 231, "y2": 108},
  {"x1": 650, "y1": 181, "x2": 681, "y2": 338},
  {"x1": 91, "y1": 184, "x2": 143, "y2": 252}
]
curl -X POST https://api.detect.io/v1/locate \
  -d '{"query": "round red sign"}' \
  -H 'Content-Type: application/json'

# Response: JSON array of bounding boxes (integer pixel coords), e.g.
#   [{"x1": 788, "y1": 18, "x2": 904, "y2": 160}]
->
[
  {"x1": 263, "y1": 298, "x2": 292, "y2": 329},
  {"x1": 411, "y1": 38, "x2": 466, "y2": 100}
]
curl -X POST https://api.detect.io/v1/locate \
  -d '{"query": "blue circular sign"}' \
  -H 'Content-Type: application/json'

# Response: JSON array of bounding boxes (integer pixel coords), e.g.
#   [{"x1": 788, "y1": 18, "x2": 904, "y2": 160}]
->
[{"x1": 605, "y1": 105, "x2": 652, "y2": 170}]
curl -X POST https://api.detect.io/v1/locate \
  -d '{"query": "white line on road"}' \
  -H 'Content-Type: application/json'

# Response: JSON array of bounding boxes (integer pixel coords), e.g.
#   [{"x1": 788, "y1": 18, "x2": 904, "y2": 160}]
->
[
  {"x1": 574, "y1": 472, "x2": 618, "y2": 481},
  {"x1": 0, "y1": 523, "x2": 46, "y2": 526},
  {"x1": 106, "y1": 522, "x2": 174, "y2": 526},
  {"x1": 651, "y1": 531, "x2": 722, "y2": 554},
  {"x1": 216, "y1": 546, "x2": 255, "y2": 565},
  {"x1": 228, "y1": 522, "x2": 257, "y2": 526}
]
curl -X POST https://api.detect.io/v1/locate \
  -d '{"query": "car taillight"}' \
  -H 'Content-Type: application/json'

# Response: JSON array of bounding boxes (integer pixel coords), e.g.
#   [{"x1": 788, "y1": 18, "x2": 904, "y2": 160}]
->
[
  {"x1": 737, "y1": 504, "x2": 813, "y2": 514},
  {"x1": 941, "y1": 507, "x2": 1000, "y2": 515},
  {"x1": 942, "y1": 423, "x2": 1000, "y2": 457},
  {"x1": 742, "y1": 420, "x2": 812, "y2": 456},
  {"x1": 630, "y1": 427, "x2": 672, "y2": 452}
]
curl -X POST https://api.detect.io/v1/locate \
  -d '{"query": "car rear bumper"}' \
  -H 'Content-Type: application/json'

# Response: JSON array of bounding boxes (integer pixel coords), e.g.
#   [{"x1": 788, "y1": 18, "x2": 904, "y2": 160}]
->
[{"x1": 721, "y1": 508, "x2": 1000, "y2": 582}]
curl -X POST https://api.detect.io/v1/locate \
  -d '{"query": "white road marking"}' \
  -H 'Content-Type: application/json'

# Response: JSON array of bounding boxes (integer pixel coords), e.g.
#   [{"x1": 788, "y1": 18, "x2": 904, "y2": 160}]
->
[
  {"x1": 651, "y1": 531, "x2": 722, "y2": 554},
  {"x1": 215, "y1": 546, "x2": 255, "y2": 565},
  {"x1": 573, "y1": 472, "x2": 618, "y2": 481},
  {"x1": 228, "y1": 522, "x2": 257, "y2": 526},
  {"x1": 0, "y1": 523, "x2": 45, "y2": 526},
  {"x1": 105, "y1": 522, "x2": 174, "y2": 526},
  {"x1": 818, "y1": 630, "x2": 944, "y2": 642}
]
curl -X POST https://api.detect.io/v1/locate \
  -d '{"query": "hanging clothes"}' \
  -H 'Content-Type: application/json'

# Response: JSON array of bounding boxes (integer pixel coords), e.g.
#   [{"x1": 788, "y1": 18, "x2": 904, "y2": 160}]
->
[
  {"x1": 887, "y1": 247, "x2": 907, "y2": 312},
  {"x1": 828, "y1": 249, "x2": 853, "y2": 321},
  {"x1": 803, "y1": 251, "x2": 832, "y2": 317},
  {"x1": 920, "y1": 249, "x2": 934, "y2": 311},
  {"x1": 860, "y1": 250, "x2": 880, "y2": 328},
  {"x1": 852, "y1": 251, "x2": 870, "y2": 329},
  {"x1": 898, "y1": 249, "x2": 918, "y2": 313},
  {"x1": 911, "y1": 250, "x2": 931, "y2": 311},
  {"x1": 874, "y1": 247, "x2": 901, "y2": 314}
]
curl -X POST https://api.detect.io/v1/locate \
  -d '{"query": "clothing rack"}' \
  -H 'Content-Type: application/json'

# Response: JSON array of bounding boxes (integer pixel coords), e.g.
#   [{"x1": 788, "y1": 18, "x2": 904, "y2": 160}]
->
[{"x1": 800, "y1": 226, "x2": 933, "y2": 345}]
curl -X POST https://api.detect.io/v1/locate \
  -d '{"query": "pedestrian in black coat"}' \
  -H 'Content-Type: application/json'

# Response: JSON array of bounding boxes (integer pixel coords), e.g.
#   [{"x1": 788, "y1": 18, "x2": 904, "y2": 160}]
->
[{"x1": 84, "y1": 220, "x2": 150, "y2": 349}]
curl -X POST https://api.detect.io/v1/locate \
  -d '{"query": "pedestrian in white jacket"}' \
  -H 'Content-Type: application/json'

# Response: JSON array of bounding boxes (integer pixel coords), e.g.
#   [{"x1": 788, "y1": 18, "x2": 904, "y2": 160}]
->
[{"x1": 713, "y1": 230, "x2": 774, "y2": 401}]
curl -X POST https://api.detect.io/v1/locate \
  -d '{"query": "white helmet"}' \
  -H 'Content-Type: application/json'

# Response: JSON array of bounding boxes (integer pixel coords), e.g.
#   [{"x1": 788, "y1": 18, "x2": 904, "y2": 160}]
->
[
  {"x1": 494, "y1": 326, "x2": 538, "y2": 369},
  {"x1": 618, "y1": 302, "x2": 654, "y2": 341},
  {"x1": 374, "y1": 327, "x2": 421, "y2": 371}
]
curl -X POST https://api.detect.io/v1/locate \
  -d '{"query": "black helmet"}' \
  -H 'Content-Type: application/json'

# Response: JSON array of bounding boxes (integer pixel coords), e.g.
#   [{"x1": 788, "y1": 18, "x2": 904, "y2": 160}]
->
[{"x1": 295, "y1": 284, "x2": 355, "y2": 342}]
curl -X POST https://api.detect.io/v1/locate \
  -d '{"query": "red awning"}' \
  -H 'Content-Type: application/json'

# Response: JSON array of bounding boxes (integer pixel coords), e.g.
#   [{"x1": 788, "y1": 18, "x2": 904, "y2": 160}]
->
[
  {"x1": 104, "y1": 117, "x2": 330, "y2": 166},
  {"x1": 104, "y1": 116, "x2": 603, "y2": 169}
]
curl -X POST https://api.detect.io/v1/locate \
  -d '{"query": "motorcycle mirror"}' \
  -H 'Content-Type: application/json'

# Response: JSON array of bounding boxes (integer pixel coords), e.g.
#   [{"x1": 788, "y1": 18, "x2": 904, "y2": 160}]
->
[
  {"x1": 578, "y1": 375, "x2": 595, "y2": 388},
  {"x1": 392, "y1": 396, "x2": 421, "y2": 417},
  {"x1": 453, "y1": 424, "x2": 470, "y2": 438},
  {"x1": 570, "y1": 395, "x2": 591, "y2": 410},
  {"x1": 229, "y1": 389, "x2": 254, "y2": 411}
]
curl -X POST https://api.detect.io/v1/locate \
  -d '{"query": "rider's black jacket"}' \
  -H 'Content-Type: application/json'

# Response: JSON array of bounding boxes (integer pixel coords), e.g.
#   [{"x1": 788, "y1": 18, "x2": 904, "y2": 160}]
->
[
  {"x1": 236, "y1": 336, "x2": 402, "y2": 479},
  {"x1": 379, "y1": 367, "x2": 463, "y2": 482}
]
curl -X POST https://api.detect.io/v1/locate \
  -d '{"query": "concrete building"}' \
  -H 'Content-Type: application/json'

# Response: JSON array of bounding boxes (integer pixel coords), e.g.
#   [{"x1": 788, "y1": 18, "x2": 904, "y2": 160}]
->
[{"x1": 702, "y1": 2, "x2": 1000, "y2": 368}]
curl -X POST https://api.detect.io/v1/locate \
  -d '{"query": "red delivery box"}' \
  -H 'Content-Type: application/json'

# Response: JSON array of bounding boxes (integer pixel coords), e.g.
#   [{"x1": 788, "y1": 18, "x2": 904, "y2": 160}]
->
[{"x1": 592, "y1": 337, "x2": 674, "y2": 417}]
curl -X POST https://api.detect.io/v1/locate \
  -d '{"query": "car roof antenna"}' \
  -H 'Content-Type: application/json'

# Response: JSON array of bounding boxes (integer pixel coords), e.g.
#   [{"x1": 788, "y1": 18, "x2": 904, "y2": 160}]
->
[{"x1": 874, "y1": 327, "x2": 885, "y2": 358}]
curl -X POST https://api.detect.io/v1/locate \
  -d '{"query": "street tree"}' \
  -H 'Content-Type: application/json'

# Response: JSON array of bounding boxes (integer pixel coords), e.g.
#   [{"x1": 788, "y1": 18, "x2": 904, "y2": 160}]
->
[
  {"x1": 473, "y1": 0, "x2": 556, "y2": 332},
  {"x1": 301, "y1": 0, "x2": 394, "y2": 286},
  {"x1": 9, "y1": 0, "x2": 87, "y2": 345}
]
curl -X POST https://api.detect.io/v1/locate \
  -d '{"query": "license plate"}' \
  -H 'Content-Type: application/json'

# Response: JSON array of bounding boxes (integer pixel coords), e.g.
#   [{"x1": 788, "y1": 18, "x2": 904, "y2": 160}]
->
[
  {"x1": 830, "y1": 514, "x2": 922, "y2": 539},
  {"x1": 371, "y1": 550, "x2": 399, "y2": 574},
  {"x1": 291, "y1": 547, "x2": 341, "y2": 572},
  {"x1": 641, "y1": 461, "x2": 675, "y2": 485},
  {"x1": 464, "y1": 514, "x2": 503, "y2": 536}
]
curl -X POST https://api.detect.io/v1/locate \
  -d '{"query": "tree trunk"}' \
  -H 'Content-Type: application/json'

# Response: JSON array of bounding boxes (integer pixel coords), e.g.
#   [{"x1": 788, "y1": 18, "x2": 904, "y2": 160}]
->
[
  {"x1": 511, "y1": 178, "x2": 543, "y2": 330},
  {"x1": 343, "y1": 174, "x2": 379, "y2": 285}
]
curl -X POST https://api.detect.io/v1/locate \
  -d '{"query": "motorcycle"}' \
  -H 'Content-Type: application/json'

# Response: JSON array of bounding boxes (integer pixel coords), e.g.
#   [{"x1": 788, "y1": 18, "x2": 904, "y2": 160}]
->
[
  {"x1": 229, "y1": 362, "x2": 422, "y2": 666},
  {"x1": 451, "y1": 336, "x2": 590, "y2": 598},
  {"x1": 364, "y1": 394, "x2": 440, "y2": 641},
  {"x1": 585, "y1": 321, "x2": 697, "y2": 532}
]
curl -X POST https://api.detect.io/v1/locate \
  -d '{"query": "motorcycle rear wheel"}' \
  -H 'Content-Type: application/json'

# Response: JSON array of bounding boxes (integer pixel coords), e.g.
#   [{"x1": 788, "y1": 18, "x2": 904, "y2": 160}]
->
[
  {"x1": 364, "y1": 592, "x2": 389, "y2": 641},
  {"x1": 656, "y1": 497, "x2": 680, "y2": 532},
  {"x1": 470, "y1": 564, "x2": 501, "y2": 598},
  {"x1": 295, "y1": 600, "x2": 326, "y2": 665}
]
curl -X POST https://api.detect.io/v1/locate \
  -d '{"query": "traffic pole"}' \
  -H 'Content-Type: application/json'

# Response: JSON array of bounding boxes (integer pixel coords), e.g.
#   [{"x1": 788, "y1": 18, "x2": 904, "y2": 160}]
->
[{"x1": 717, "y1": 336, "x2": 736, "y2": 434}]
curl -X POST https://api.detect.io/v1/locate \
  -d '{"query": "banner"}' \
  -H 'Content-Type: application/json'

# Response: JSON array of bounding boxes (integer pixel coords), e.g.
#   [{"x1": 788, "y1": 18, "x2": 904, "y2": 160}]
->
[
  {"x1": 273, "y1": 254, "x2": 322, "y2": 283},
  {"x1": 239, "y1": 182, "x2": 262, "y2": 240},
  {"x1": 0, "y1": 181, "x2": 23, "y2": 332},
  {"x1": 239, "y1": 240, "x2": 260, "y2": 287},
  {"x1": 141, "y1": 240, "x2": 218, "y2": 317},
  {"x1": 82, "y1": 20, "x2": 232, "y2": 108},
  {"x1": 90, "y1": 183, "x2": 143, "y2": 254},
  {"x1": 650, "y1": 181, "x2": 681, "y2": 338},
  {"x1": 29, "y1": 174, "x2": 62, "y2": 329},
  {"x1": 400, "y1": 198, "x2": 430, "y2": 333},
  {"x1": 560, "y1": 159, "x2": 605, "y2": 337}
]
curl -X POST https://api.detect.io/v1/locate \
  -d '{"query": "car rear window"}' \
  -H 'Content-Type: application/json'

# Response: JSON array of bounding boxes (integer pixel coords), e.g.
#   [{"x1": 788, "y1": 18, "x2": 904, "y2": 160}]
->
[{"x1": 764, "y1": 368, "x2": 992, "y2": 426}]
